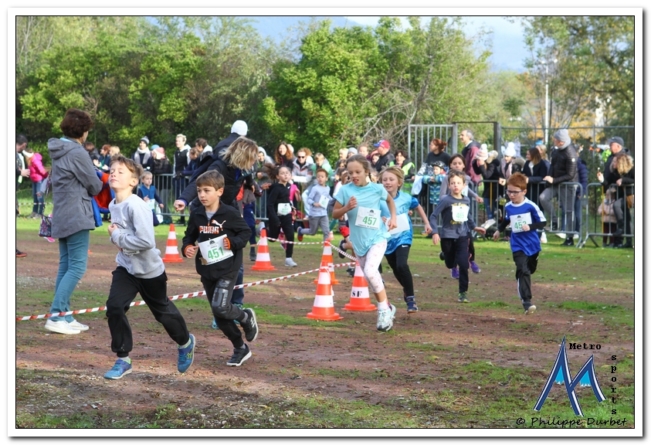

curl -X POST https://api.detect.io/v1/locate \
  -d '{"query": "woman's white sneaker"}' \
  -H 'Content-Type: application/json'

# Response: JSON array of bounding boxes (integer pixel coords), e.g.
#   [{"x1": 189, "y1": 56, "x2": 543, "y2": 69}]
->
[
  {"x1": 285, "y1": 258, "x2": 298, "y2": 267},
  {"x1": 68, "y1": 320, "x2": 89, "y2": 331},
  {"x1": 44, "y1": 319, "x2": 81, "y2": 335}
]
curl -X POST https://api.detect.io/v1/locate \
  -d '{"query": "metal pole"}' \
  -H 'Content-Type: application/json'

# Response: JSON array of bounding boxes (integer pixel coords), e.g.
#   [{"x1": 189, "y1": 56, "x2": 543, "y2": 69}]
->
[
  {"x1": 545, "y1": 73, "x2": 549, "y2": 144},
  {"x1": 544, "y1": 63, "x2": 549, "y2": 145}
]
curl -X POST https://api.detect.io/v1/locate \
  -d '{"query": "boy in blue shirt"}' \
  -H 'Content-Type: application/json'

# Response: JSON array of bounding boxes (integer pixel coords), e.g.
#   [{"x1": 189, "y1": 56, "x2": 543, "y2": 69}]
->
[
  {"x1": 492, "y1": 173, "x2": 546, "y2": 314},
  {"x1": 137, "y1": 170, "x2": 164, "y2": 226}
]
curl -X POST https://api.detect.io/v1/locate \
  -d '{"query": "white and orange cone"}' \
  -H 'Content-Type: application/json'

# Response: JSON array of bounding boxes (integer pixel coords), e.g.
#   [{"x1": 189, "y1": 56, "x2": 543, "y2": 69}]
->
[
  {"x1": 162, "y1": 223, "x2": 183, "y2": 263},
  {"x1": 344, "y1": 262, "x2": 376, "y2": 311},
  {"x1": 307, "y1": 265, "x2": 343, "y2": 321},
  {"x1": 251, "y1": 228, "x2": 276, "y2": 271},
  {"x1": 313, "y1": 241, "x2": 340, "y2": 285}
]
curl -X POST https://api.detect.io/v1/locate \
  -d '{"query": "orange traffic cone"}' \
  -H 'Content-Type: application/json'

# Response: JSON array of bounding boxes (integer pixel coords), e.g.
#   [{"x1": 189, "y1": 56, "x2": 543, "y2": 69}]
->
[
  {"x1": 251, "y1": 228, "x2": 276, "y2": 271},
  {"x1": 162, "y1": 223, "x2": 183, "y2": 263},
  {"x1": 344, "y1": 262, "x2": 377, "y2": 311},
  {"x1": 307, "y1": 265, "x2": 343, "y2": 321},
  {"x1": 313, "y1": 241, "x2": 340, "y2": 285}
]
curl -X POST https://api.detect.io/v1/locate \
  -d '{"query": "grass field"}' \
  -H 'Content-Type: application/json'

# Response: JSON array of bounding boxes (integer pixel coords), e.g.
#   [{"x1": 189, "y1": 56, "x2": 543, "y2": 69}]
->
[{"x1": 12, "y1": 209, "x2": 639, "y2": 435}]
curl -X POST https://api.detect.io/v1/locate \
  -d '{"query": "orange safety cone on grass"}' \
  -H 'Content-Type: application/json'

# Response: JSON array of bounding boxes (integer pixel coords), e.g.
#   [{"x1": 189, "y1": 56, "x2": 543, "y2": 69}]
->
[
  {"x1": 344, "y1": 262, "x2": 377, "y2": 311},
  {"x1": 307, "y1": 265, "x2": 343, "y2": 321},
  {"x1": 313, "y1": 241, "x2": 340, "y2": 285},
  {"x1": 162, "y1": 223, "x2": 183, "y2": 263},
  {"x1": 251, "y1": 228, "x2": 276, "y2": 271}
]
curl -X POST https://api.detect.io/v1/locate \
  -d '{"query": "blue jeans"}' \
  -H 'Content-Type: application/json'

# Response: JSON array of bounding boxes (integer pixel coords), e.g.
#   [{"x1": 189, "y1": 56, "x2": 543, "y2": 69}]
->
[
  {"x1": 32, "y1": 180, "x2": 45, "y2": 215},
  {"x1": 483, "y1": 197, "x2": 495, "y2": 220},
  {"x1": 50, "y1": 230, "x2": 90, "y2": 322}
]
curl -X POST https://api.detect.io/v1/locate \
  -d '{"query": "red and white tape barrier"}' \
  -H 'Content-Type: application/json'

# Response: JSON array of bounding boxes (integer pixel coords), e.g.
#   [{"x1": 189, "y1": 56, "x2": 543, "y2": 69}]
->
[{"x1": 16, "y1": 261, "x2": 356, "y2": 322}]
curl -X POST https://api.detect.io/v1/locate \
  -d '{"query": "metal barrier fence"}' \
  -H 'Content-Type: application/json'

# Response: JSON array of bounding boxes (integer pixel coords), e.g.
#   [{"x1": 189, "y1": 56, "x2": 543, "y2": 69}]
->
[
  {"x1": 152, "y1": 173, "x2": 634, "y2": 249},
  {"x1": 579, "y1": 183, "x2": 635, "y2": 248}
]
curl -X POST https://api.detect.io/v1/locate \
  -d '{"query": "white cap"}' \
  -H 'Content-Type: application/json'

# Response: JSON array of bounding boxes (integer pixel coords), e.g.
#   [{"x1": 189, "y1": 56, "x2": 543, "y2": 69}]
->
[
  {"x1": 504, "y1": 142, "x2": 516, "y2": 157},
  {"x1": 231, "y1": 120, "x2": 248, "y2": 136}
]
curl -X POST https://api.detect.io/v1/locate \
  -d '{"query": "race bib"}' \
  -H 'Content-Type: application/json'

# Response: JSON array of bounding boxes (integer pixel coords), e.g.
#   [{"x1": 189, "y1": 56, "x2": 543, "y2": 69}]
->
[
  {"x1": 387, "y1": 213, "x2": 410, "y2": 235},
  {"x1": 198, "y1": 235, "x2": 234, "y2": 265},
  {"x1": 147, "y1": 199, "x2": 156, "y2": 211},
  {"x1": 318, "y1": 194, "x2": 330, "y2": 208},
  {"x1": 511, "y1": 213, "x2": 532, "y2": 233},
  {"x1": 277, "y1": 203, "x2": 292, "y2": 216},
  {"x1": 451, "y1": 204, "x2": 469, "y2": 222},
  {"x1": 355, "y1": 207, "x2": 381, "y2": 229}
]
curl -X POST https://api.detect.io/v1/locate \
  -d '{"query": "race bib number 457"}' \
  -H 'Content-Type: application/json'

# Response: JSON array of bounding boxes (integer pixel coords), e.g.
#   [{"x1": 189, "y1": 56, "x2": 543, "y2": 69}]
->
[{"x1": 355, "y1": 207, "x2": 381, "y2": 229}]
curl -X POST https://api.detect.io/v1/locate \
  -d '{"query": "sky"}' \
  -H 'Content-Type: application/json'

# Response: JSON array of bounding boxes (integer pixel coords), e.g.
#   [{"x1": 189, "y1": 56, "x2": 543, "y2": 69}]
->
[{"x1": 346, "y1": 15, "x2": 530, "y2": 72}]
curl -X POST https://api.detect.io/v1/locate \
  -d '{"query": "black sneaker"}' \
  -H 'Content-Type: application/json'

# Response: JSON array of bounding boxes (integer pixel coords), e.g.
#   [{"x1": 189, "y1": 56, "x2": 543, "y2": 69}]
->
[
  {"x1": 241, "y1": 308, "x2": 259, "y2": 342},
  {"x1": 562, "y1": 238, "x2": 574, "y2": 247},
  {"x1": 338, "y1": 239, "x2": 347, "y2": 259},
  {"x1": 227, "y1": 344, "x2": 252, "y2": 367},
  {"x1": 249, "y1": 252, "x2": 257, "y2": 262}
]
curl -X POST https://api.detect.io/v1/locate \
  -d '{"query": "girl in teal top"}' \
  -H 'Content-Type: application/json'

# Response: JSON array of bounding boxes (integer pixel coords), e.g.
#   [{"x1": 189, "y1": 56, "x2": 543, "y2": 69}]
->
[{"x1": 333, "y1": 154, "x2": 398, "y2": 332}]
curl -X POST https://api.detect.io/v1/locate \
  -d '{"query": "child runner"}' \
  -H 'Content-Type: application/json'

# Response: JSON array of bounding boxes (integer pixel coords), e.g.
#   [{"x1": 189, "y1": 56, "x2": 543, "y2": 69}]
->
[
  {"x1": 266, "y1": 166, "x2": 298, "y2": 267},
  {"x1": 136, "y1": 170, "x2": 165, "y2": 226},
  {"x1": 182, "y1": 170, "x2": 259, "y2": 366},
  {"x1": 332, "y1": 154, "x2": 398, "y2": 331},
  {"x1": 297, "y1": 168, "x2": 332, "y2": 242},
  {"x1": 379, "y1": 166, "x2": 432, "y2": 313},
  {"x1": 438, "y1": 154, "x2": 484, "y2": 277},
  {"x1": 104, "y1": 155, "x2": 195, "y2": 379},
  {"x1": 429, "y1": 170, "x2": 486, "y2": 303},
  {"x1": 492, "y1": 173, "x2": 546, "y2": 314}
]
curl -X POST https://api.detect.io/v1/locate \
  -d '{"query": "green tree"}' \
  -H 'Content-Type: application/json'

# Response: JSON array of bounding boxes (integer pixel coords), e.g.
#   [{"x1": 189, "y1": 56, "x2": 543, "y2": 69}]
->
[{"x1": 522, "y1": 16, "x2": 634, "y2": 131}]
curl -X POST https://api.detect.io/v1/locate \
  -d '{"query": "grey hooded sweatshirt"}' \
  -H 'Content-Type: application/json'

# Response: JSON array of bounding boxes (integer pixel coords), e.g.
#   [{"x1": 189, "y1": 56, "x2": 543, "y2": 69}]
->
[
  {"x1": 47, "y1": 137, "x2": 103, "y2": 239},
  {"x1": 109, "y1": 194, "x2": 165, "y2": 279}
]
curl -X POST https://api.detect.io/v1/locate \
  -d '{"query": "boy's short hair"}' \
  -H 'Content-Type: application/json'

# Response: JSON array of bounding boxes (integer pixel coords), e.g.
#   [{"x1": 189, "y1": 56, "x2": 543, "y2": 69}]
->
[
  {"x1": 111, "y1": 154, "x2": 143, "y2": 181},
  {"x1": 507, "y1": 172, "x2": 527, "y2": 191},
  {"x1": 315, "y1": 168, "x2": 328, "y2": 177},
  {"x1": 140, "y1": 170, "x2": 153, "y2": 180},
  {"x1": 447, "y1": 170, "x2": 466, "y2": 184},
  {"x1": 196, "y1": 170, "x2": 225, "y2": 190}
]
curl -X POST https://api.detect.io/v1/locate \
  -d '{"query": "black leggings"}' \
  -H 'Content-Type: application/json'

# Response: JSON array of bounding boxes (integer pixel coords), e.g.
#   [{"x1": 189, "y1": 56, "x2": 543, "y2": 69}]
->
[
  {"x1": 268, "y1": 214, "x2": 294, "y2": 258},
  {"x1": 513, "y1": 251, "x2": 539, "y2": 307},
  {"x1": 202, "y1": 271, "x2": 246, "y2": 348},
  {"x1": 385, "y1": 244, "x2": 414, "y2": 297},
  {"x1": 441, "y1": 237, "x2": 470, "y2": 293}
]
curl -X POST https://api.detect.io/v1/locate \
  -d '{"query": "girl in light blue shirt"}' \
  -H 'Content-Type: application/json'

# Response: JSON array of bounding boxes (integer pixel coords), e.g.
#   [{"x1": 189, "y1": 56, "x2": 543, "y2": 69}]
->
[
  {"x1": 379, "y1": 166, "x2": 432, "y2": 314},
  {"x1": 333, "y1": 155, "x2": 398, "y2": 332}
]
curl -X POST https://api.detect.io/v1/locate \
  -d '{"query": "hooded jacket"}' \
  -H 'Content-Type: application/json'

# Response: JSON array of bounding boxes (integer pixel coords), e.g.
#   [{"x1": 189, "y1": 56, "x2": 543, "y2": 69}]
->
[
  {"x1": 47, "y1": 137, "x2": 103, "y2": 239},
  {"x1": 549, "y1": 143, "x2": 579, "y2": 185}
]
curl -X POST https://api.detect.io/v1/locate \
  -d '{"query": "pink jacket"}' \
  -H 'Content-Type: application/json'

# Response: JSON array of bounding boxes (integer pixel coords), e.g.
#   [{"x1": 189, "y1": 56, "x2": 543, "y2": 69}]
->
[{"x1": 29, "y1": 152, "x2": 48, "y2": 182}]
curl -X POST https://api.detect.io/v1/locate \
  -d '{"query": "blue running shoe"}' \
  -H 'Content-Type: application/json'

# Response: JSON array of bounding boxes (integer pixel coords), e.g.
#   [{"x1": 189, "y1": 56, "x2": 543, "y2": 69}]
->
[
  {"x1": 177, "y1": 334, "x2": 196, "y2": 373},
  {"x1": 211, "y1": 318, "x2": 218, "y2": 329},
  {"x1": 451, "y1": 267, "x2": 459, "y2": 279},
  {"x1": 405, "y1": 296, "x2": 418, "y2": 313},
  {"x1": 104, "y1": 358, "x2": 132, "y2": 380}
]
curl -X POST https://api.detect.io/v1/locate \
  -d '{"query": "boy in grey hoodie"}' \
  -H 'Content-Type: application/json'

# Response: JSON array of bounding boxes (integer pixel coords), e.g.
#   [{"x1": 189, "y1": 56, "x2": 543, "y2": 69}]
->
[{"x1": 103, "y1": 155, "x2": 195, "y2": 379}]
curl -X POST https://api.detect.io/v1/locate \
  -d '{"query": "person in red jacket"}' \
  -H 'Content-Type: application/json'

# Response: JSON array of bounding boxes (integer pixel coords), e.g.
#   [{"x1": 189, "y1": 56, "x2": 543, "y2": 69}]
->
[{"x1": 22, "y1": 147, "x2": 49, "y2": 218}]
